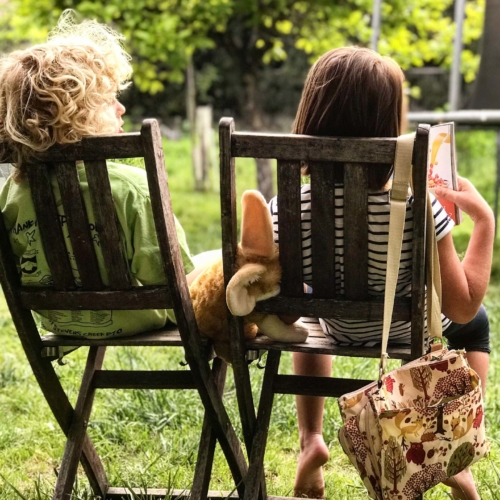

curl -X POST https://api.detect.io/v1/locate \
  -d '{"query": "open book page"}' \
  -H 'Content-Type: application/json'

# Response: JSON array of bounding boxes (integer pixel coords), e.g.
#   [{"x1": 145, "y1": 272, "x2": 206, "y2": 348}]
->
[{"x1": 428, "y1": 122, "x2": 461, "y2": 224}]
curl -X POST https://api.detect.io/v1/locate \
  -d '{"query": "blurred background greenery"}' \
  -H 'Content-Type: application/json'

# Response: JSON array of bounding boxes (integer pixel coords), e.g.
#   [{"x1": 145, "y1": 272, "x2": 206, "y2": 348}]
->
[{"x1": 0, "y1": 0, "x2": 488, "y2": 129}]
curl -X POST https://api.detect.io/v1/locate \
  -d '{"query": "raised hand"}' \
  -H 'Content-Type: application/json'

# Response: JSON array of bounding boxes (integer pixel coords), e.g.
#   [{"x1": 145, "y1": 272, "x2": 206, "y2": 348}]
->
[{"x1": 435, "y1": 176, "x2": 494, "y2": 225}]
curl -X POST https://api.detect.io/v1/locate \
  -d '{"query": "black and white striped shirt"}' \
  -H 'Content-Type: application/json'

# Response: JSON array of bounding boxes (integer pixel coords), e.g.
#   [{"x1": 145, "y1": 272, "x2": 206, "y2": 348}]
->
[{"x1": 269, "y1": 184, "x2": 454, "y2": 346}]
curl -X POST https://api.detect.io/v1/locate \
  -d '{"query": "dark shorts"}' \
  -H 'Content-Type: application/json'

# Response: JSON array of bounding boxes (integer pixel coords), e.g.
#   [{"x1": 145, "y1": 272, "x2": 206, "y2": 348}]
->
[{"x1": 443, "y1": 304, "x2": 490, "y2": 354}]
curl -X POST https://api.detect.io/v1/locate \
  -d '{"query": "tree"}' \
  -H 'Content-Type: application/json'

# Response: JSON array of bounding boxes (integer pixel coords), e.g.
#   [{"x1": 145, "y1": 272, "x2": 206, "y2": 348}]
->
[
  {"x1": 0, "y1": 0, "x2": 486, "y2": 100},
  {"x1": 0, "y1": 0, "x2": 486, "y2": 195},
  {"x1": 468, "y1": 0, "x2": 500, "y2": 108},
  {"x1": 192, "y1": 0, "x2": 367, "y2": 199}
]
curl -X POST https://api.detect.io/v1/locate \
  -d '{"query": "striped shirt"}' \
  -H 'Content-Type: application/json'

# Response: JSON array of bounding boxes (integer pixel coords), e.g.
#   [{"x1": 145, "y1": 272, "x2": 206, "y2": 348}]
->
[{"x1": 269, "y1": 184, "x2": 454, "y2": 347}]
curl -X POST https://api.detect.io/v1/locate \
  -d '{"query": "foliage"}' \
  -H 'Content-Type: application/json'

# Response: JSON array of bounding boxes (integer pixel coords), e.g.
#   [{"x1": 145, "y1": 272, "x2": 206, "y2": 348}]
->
[
  {"x1": 377, "y1": 0, "x2": 484, "y2": 82},
  {"x1": 0, "y1": 0, "x2": 231, "y2": 93},
  {"x1": 0, "y1": 0, "x2": 486, "y2": 98},
  {"x1": 409, "y1": 365, "x2": 433, "y2": 401},
  {"x1": 73, "y1": 0, "x2": 232, "y2": 93}
]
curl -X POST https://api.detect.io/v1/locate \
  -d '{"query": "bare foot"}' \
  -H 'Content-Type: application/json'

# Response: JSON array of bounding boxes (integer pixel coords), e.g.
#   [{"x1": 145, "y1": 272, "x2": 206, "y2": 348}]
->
[
  {"x1": 443, "y1": 468, "x2": 480, "y2": 500},
  {"x1": 294, "y1": 433, "x2": 329, "y2": 499}
]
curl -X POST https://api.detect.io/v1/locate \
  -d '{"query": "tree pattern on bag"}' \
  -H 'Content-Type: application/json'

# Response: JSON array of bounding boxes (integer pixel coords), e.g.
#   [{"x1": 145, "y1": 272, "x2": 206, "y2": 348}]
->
[
  {"x1": 401, "y1": 464, "x2": 447, "y2": 499},
  {"x1": 384, "y1": 436, "x2": 407, "y2": 495},
  {"x1": 446, "y1": 442, "x2": 475, "y2": 476},
  {"x1": 345, "y1": 417, "x2": 368, "y2": 468},
  {"x1": 432, "y1": 367, "x2": 475, "y2": 401},
  {"x1": 409, "y1": 365, "x2": 432, "y2": 401}
]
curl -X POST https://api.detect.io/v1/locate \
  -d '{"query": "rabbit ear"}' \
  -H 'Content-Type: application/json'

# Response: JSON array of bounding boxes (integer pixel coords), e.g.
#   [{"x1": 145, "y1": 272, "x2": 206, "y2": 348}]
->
[
  {"x1": 240, "y1": 190, "x2": 275, "y2": 259},
  {"x1": 226, "y1": 263, "x2": 267, "y2": 316}
]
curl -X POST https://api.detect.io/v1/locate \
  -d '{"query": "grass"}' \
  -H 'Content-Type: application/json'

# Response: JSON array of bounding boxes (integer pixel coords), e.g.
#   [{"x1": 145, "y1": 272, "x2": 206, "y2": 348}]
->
[{"x1": 0, "y1": 130, "x2": 499, "y2": 499}]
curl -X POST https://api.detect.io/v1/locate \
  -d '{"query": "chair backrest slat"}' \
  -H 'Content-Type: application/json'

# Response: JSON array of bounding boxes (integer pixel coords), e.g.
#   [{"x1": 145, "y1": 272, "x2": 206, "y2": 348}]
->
[
  {"x1": 26, "y1": 163, "x2": 75, "y2": 290},
  {"x1": 343, "y1": 162, "x2": 369, "y2": 300},
  {"x1": 34, "y1": 133, "x2": 145, "y2": 162},
  {"x1": 141, "y1": 122, "x2": 178, "y2": 301},
  {"x1": 220, "y1": 119, "x2": 238, "y2": 290},
  {"x1": 19, "y1": 286, "x2": 171, "y2": 311},
  {"x1": 310, "y1": 161, "x2": 336, "y2": 299},
  {"x1": 231, "y1": 132, "x2": 397, "y2": 163},
  {"x1": 141, "y1": 118, "x2": 208, "y2": 366},
  {"x1": 410, "y1": 125, "x2": 430, "y2": 356},
  {"x1": 84, "y1": 159, "x2": 131, "y2": 290},
  {"x1": 54, "y1": 161, "x2": 103, "y2": 290},
  {"x1": 277, "y1": 160, "x2": 303, "y2": 297}
]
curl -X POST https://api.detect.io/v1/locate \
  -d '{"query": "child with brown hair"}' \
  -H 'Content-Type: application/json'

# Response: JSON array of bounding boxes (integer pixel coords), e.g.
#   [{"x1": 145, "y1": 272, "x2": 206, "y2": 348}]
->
[
  {"x1": 269, "y1": 47, "x2": 494, "y2": 499},
  {"x1": 0, "y1": 12, "x2": 195, "y2": 339}
]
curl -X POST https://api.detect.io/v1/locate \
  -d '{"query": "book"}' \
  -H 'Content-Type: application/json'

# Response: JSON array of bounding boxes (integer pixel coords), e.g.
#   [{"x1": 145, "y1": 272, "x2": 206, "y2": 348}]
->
[{"x1": 428, "y1": 122, "x2": 461, "y2": 224}]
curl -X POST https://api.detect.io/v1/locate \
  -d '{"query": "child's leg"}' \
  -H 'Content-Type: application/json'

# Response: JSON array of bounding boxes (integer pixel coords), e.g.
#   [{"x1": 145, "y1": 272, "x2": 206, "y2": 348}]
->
[
  {"x1": 442, "y1": 306, "x2": 490, "y2": 500},
  {"x1": 465, "y1": 351, "x2": 489, "y2": 394},
  {"x1": 443, "y1": 471, "x2": 481, "y2": 500},
  {"x1": 442, "y1": 348, "x2": 487, "y2": 500},
  {"x1": 293, "y1": 352, "x2": 332, "y2": 499}
]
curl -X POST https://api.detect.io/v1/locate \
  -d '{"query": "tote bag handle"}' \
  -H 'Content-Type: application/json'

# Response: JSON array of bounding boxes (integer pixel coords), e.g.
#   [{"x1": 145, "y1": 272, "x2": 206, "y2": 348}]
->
[{"x1": 379, "y1": 132, "x2": 443, "y2": 381}]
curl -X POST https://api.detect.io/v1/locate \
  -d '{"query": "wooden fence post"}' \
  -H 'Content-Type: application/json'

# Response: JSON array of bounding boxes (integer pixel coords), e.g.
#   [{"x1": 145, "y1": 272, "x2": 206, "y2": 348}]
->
[{"x1": 192, "y1": 105, "x2": 213, "y2": 192}]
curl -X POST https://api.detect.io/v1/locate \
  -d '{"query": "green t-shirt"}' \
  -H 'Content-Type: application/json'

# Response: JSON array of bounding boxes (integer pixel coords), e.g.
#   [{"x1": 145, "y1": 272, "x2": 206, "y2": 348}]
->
[{"x1": 0, "y1": 162, "x2": 194, "y2": 338}]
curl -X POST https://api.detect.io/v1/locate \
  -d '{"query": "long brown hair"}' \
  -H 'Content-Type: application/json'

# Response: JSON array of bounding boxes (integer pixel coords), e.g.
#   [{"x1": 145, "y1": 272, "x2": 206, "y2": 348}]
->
[{"x1": 294, "y1": 47, "x2": 404, "y2": 190}]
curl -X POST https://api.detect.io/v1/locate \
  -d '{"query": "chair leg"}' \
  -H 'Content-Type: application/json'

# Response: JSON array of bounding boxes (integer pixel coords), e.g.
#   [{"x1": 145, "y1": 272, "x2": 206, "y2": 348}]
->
[
  {"x1": 243, "y1": 350, "x2": 281, "y2": 500},
  {"x1": 229, "y1": 317, "x2": 267, "y2": 500},
  {"x1": 53, "y1": 346, "x2": 106, "y2": 500},
  {"x1": 191, "y1": 357, "x2": 228, "y2": 499},
  {"x1": 16, "y1": 326, "x2": 109, "y2": 498},
  {"x1": 182, "y1": 346, "x2": 248, "y2": 498},
  {"x1": 79, "y1": 436, "x2": 108, "y2": 497}
]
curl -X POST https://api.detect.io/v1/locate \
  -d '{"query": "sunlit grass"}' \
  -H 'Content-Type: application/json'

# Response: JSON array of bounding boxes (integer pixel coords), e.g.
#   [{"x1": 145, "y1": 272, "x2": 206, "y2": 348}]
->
[{"x1": 0, "y1": 131, "x2": 499, "y2": 498}]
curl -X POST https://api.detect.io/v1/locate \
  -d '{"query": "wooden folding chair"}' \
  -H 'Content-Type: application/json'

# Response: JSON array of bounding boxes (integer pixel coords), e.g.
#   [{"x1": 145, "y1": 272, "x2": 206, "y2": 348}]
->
[
  {"x1": 219, "y1": 118, "x2": 430, "y2": 499},
  {"x1": 0, "y1": 119, "x2": 247, "y2": 500}
]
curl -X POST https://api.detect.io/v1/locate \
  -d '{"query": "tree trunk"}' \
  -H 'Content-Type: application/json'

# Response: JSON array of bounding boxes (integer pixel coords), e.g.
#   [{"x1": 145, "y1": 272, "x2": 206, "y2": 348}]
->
[
  {"x1": 186, "y1": 59, "x2": 207, "y2": 191},
  {"x1": 244, "y1": 72, "x2": 274, "y2": 201},
  {"x1": 256, "y1": 158, "x2": 274, "y2": 200},
  {"x1": 195, "y1": 105, "x2": 213, "y2": 191},
  {"x1": 468, "y1": 0, "x2": 500, "y2": 108}
]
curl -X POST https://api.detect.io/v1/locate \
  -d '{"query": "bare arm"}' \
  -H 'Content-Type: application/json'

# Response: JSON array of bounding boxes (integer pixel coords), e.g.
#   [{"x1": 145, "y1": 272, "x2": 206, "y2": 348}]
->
[{"x1": 435, "y1": 177, "x2": 494, "y2": 323}]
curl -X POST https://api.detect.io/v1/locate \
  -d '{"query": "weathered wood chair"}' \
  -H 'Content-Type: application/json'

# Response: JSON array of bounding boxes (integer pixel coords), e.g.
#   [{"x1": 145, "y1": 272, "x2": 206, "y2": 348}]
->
[
  {"x1": 219, "y1": 118, "x2": 430, "y2": 499},
  {"x1": 0, "y1": 119, "x2": 247, "y2": 500}
]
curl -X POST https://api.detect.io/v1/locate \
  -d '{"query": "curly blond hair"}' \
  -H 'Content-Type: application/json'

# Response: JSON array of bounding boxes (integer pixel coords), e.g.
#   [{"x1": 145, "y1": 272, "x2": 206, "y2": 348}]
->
[{"x1": 0, "y1": 10, "x2": 132, "y2": 181}]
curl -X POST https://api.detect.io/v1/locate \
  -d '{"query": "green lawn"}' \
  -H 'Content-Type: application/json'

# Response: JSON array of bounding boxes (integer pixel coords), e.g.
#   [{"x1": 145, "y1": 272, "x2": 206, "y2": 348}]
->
[{"x1": 0, "y1": 132, "x2": 499, "y2": 499}]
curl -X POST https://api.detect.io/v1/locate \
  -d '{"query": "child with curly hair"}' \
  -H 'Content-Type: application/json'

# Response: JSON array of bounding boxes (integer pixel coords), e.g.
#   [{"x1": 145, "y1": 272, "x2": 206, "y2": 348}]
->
[{"x1": 0, "y1": 12, "x2": 195, "y2": 339}]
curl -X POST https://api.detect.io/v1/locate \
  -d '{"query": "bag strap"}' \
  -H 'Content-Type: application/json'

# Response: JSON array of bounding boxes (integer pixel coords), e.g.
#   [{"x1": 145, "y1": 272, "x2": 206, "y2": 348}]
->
[
  {"x1": 424, "y1": 194, "x2": 443, "y2": 343},
  {"x1": 379, "y1": 132, "x2": 443, "y2": 381}
]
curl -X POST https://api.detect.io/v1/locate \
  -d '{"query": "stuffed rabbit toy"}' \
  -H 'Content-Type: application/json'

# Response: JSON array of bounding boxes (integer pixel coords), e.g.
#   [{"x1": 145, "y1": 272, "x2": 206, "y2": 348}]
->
[{"x1": 189, "y1": 190, "x2": 308, "y2": 362}]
